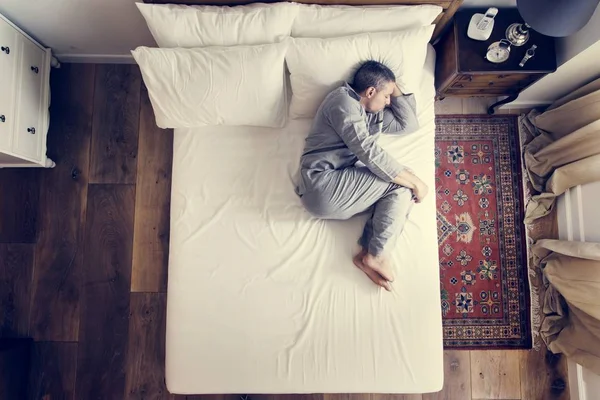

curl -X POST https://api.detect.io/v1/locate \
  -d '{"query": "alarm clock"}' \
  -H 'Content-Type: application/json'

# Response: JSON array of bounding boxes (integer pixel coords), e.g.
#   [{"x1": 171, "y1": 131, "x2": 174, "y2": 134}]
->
[{"x1": 485, "y1": 39, "x2": 511, "y2": 63}]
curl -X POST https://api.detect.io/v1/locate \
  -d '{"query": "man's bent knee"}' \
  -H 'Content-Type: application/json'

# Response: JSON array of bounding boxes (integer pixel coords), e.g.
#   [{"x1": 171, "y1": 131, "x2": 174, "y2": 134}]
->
[{"x1": 301, "y1": 193, "x2": 338, "y2": 219}]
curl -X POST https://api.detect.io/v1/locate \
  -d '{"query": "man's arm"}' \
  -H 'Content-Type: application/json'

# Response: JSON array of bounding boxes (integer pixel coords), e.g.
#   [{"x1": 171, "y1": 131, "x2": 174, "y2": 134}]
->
[
  {"x1": 392, "y1": 169, "x2": 429, "y2": 203},
  {"x1": 382, "y1": 85, "x2": 420, "y2": 135},
  {"x1": 327, "y1": 100, "x2": 405, "y2": 183}
]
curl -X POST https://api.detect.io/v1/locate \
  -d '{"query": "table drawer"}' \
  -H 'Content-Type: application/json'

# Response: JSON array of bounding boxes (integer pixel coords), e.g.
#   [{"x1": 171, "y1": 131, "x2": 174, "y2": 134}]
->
[
  {"x1": 445, "y1": 87, "x2": 512, "y2": 96},
  {"x1": 451, "y1": 80, "x2": 515, "y2": 89},
  {"x1": 453, "y1": 73, "x2": 538, "y2": 89}
]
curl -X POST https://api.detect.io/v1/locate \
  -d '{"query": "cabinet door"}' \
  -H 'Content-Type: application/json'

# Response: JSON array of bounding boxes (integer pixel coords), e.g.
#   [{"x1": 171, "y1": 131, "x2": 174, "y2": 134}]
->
[
  {"x1": 13, "y1": 37, "x2": 44, "y2": 161},
  {"x1": 0, "y1": 18, "x2": 18, "y2": 152}
]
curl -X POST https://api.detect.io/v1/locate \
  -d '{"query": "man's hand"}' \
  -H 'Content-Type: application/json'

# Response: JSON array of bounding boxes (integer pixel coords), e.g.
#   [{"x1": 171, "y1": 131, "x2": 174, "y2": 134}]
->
[
  {"x1": 393, "y1": 169, "x2": 428, "y2": 203},
  {"x1": 392, "y1": 83, "x2": 402, "y2": 98},
  {"x1": 412, "y1": 181, "x2": 429, "y2": 203}
]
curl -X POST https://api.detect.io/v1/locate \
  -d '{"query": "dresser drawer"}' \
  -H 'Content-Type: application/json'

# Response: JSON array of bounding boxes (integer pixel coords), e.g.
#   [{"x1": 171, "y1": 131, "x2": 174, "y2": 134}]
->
[
  {"x1": 0, "y1": 12, "x2": 53, "y2": 168},
  {"x1": 0, "y1": 17, "x2": 18, "y2": 152},
  {"x1": 12, "y1": 37, "x2": 45, "y2": 161}
]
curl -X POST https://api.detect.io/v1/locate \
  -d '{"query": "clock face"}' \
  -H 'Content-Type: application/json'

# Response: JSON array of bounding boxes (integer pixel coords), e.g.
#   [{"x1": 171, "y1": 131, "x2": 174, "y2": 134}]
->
[{"x1": 486, "y1": 43, "x2": 510, "y2": 63}]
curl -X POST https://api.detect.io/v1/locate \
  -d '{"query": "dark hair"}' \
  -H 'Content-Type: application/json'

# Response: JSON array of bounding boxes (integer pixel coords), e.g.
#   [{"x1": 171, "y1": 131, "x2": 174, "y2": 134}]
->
[{"x1": 351, "y1": 60, "x2": 396, "y2": 93}]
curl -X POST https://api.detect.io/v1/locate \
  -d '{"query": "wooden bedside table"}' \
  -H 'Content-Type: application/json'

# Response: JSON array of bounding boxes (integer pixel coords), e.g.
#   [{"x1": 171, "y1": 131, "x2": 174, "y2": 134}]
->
[{"x1": 435, "y1": 8, "x2": 557, "y2": 114}]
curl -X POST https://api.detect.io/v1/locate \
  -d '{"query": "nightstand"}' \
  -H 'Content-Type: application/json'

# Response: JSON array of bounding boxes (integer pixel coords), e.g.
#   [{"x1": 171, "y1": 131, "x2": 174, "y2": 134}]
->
[{"x1": 435, "y1": 9, "x2": 557, "y2": 114}]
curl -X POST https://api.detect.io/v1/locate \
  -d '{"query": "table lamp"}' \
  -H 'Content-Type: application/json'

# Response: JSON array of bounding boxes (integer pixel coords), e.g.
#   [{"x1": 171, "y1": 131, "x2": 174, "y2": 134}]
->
[{"x1": 516, "y1": 0, "x2": 600, "y2": 37}]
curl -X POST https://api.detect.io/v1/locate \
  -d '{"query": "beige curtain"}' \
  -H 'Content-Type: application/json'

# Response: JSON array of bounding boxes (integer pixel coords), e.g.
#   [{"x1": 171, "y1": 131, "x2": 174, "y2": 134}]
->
[
  {"x1": 533, "y1": 239, "x2": 600, "y2": 375},
  {"x1": 520, "y1": 77, "x2": 600, "y2": 223},
  {"x1": 521, "y1": 79, "x2": 600, "y2": 371}
]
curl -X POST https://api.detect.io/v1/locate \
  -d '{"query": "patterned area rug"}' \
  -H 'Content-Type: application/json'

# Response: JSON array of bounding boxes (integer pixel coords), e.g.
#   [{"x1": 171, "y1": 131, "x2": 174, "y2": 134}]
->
[{"x1": 435, "y1": 115, "x2": 531, "y2": 349}]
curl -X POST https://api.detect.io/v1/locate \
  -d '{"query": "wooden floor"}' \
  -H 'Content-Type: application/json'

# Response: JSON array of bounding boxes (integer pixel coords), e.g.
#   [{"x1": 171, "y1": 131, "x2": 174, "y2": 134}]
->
[{"x1": 0, "y1": 65, "x2": 569, "y2": 400}]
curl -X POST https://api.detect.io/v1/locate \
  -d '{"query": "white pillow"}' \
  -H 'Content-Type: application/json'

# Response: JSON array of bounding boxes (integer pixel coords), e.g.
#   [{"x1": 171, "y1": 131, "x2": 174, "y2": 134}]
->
[
  {"x1": 136, "y1": 2, "x2": 299, "y2": 48},
  {"x1": 286, "y1": 26, "x2": 435, "y2": 119},
  {"x1": 292, "y1": 4, "x2": 441, "y2": 38},
  {"x1": 131, "y1": 42, "x2": 288, "y2": 128}
]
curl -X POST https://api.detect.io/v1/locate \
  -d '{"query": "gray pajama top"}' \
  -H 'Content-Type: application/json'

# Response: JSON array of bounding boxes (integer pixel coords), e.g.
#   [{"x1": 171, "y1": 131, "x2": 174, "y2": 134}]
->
[{"x1": 296, "y1": 83, "x2": 419, "y2": 195}]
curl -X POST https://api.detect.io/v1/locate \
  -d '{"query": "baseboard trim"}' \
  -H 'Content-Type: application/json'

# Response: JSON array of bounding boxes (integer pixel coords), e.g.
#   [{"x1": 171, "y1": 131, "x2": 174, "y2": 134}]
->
[
  {"x1": 560, "y1": 187, "x2": 589, "y2": 400},
  {"x1": 55, "y1": 54, "x2": 135, "y2": 64},
  {"x1": 499, "y1": 99, "x2": 552, "y2": 109}
]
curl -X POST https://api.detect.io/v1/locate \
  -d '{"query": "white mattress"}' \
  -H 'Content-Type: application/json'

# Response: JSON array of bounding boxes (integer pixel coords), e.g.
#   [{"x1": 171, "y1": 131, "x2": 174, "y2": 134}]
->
[{"x1": 166, "y1": 46, "x2": 443, "y2": 394}]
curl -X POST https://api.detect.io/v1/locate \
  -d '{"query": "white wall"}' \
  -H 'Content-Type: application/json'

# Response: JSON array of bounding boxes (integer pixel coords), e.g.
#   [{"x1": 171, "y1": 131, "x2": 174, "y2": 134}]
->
[
  {"x1": 557, "y1": 182, "x2": 600, "y2": 400},
  {"x1": 507, "y1": 2, "x2": 600, "y2": 108},
  {"x1": 556, "y1": 3, "x2": 600, "y2": 65},
  {"x1": 510, "y1": 39, "x2": 600, "y2": 108},
  {"x1": 0, "y1": 0, "x2": 155, "y2": 62},
  {"x1": 0, "y1": 0, "x2": 518, "y2": 63}
]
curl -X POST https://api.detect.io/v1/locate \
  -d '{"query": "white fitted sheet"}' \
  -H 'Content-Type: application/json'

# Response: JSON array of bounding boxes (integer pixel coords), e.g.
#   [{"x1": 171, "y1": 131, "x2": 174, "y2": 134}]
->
[{"x1": 166, "y1": 46, "x2": 443, "y2": 394}]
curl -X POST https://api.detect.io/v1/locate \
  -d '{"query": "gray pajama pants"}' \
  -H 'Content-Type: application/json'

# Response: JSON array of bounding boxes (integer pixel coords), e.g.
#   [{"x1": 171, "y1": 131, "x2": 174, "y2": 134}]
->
[{"x1": 299, "y1": 167, "x2": 413, "y2": 257}]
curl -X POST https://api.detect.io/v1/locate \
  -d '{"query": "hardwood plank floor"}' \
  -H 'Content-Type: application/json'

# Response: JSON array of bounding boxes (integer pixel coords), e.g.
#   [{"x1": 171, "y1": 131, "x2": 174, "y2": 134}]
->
[
  {"x1": 0, "y1": 244, "x2": 34, "y2": 338},
  {"x1": 0, "y1": 339, "x2": 32, "y2": 399},
  {"x1": 131, "y1": 86, "x2": 173, "y2": 293},
  {"x1": 373, "y1": 394, "x2": 423, "y2": 400},
  {"x1": 423, "y1": 351, "x2": 472, "y2": 400},
  {"x1": 27, "y1": 342, "x2": 77, "y2": 400},
  {"x1": 323, "y1": 395, "x2": 364, "y2": 400},
  {"x1": 89, "y1": 64, "x2": 142, "y2": 185},
  {"x1": 185, "y1": 396, "x2": 241, "y2": 400},
  {"x1": 0, "y1": 169, "x2": 39, "y2": 243},
  {"x1": 470, "y1": 351, "x2": 522, "y2": 399},
  {"x1": 76, "y1": 184, "x2": 136, "y2": 399},
  {"x1": 520, "y1": 348, "x2": 570, "y2": 400},
  {"x1": 29, "y1": 63, "x2": 95, "y2": 342},
  {"x1": 0, "y1": 69, "x2": 570, "y2": 400},
  {"x1": 125, "y1": 292, "x2": 168, "y2": 399}
]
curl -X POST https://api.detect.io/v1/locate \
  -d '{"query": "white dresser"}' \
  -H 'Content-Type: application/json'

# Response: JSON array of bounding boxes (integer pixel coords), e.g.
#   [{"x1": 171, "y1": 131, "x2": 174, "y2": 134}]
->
[{"x1": 0, "y1": 12, "x2": 54, "y2": 168}]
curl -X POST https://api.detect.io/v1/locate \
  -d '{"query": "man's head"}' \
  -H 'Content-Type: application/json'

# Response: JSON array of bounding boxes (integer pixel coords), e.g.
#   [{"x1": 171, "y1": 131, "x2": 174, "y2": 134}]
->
[{"x1": 351, "y1": 60, "x2": 396, "y2": 113}]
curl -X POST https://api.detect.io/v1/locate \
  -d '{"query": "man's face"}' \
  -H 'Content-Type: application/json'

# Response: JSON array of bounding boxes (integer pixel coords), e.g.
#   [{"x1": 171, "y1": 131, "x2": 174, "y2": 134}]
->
[{"x1": 362, "y1": 81, "x2": 395, "y2": 113}]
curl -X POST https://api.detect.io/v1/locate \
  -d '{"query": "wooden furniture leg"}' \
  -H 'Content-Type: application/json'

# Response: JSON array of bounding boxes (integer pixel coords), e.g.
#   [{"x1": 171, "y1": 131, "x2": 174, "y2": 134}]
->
[{"x1": 488, "y1": 93, "x2": 519, "y2": 115}]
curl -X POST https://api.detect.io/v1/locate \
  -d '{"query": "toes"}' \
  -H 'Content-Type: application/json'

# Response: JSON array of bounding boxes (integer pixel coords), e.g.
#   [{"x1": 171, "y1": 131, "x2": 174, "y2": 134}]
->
[
  {"x1": 366, "y1": 269, "x2": 385, "y2": 289},
  {"x1": 354, "y1": 251, "x2": 393, "y2": 291},
  {"x1": 361, "y1": 265, "x2": 392, "y2": 291},
  {"x1": 364, "y1": 256, "x2": 394, "y2": 282},
  {"x1": 373, "y1": 265, "x2": 394, "y2": 283},
  {"x1": 381, "y1": 280, "x2": 392, "y2": 292}
]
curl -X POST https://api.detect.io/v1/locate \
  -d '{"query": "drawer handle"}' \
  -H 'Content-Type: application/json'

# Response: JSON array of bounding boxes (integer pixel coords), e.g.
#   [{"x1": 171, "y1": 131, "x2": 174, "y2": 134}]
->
[
  {"x1": 468, "y1": 76, "x2": 473, "y2": 82},
  {"x1": 31, "y1": 66, "x2": 39, "y2": 74},
  {"x1": 455, "y1": 84, "x2": 465, "y2": 88},
  {"x1": 498, "y1": 74, "x2": 507, "y2": 79},
  {"x1": 488, "y1": 82, "x2": 495, "y2": 86},
  {"x1": 1, "y1": 46, "x2": 9, "y2": 55},
  {"x1": 27, "y1": 127, "x2": 36, "y2": 134},
  {"x1": 0, "y1": 115, "x2": 5, "y2": 123}
]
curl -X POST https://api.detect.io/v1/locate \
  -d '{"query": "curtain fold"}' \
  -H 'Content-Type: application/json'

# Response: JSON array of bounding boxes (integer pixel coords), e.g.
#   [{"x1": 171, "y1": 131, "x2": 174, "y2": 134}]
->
[
  {"x1": 521, "y1": 78, "x2": 600, "y2": 372},
  {"x1": 521, "y1": 77, "x2": 600, "y2": 223},
  {"x1": 533, "y1": 240, "x2": 600, "y2": 375}
]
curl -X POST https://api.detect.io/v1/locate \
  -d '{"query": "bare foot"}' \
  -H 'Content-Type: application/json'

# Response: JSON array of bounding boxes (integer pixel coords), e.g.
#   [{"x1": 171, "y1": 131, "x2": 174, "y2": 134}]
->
[
  {"x1": 353, "y1": 249, "x2": 392, "y2": 291},
  {"x1": 362, "y1": 252, "x2": 394, "y2": 283}
]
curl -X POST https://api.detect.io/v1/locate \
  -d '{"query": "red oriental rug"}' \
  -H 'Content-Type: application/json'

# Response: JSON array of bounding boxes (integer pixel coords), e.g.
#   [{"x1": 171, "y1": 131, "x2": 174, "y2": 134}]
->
[{"x1": 434, "y1": 115, "x2": 531, "y2": 349}]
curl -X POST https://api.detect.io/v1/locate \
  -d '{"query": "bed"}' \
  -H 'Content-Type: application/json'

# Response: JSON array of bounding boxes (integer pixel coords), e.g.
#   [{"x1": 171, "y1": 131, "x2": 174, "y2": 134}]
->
[{"x1": 136, "y1": 0, "x2": 462, "y2": 395}]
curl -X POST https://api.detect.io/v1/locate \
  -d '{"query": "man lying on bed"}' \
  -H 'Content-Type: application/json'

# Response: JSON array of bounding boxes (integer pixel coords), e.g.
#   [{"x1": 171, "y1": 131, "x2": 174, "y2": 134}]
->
[{"x1": 295, "y1": 60, "x2": 429, "y2": 292}]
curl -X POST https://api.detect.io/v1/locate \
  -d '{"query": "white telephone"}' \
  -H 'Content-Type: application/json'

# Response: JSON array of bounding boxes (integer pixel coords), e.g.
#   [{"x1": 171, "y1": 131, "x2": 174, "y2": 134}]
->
[{"x1": 467, "y1": 8, "x2": 498, "y2": 41}]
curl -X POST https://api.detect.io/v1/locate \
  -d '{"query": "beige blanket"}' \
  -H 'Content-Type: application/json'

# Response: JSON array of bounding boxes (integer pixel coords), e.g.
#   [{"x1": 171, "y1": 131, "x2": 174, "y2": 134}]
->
[
  {"x1": 521, "y1": 78, "x2": 600, "y2": 223},
  {"x1": 533, "y1": 240, "x2": 600, "y2": 375}
]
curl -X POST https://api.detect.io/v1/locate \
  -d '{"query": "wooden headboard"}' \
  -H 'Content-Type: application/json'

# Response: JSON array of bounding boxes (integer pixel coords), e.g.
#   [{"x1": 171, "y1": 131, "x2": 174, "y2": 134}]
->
[{"x1": 142, "y1": 0, "x2": 463, "y2": 42}]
